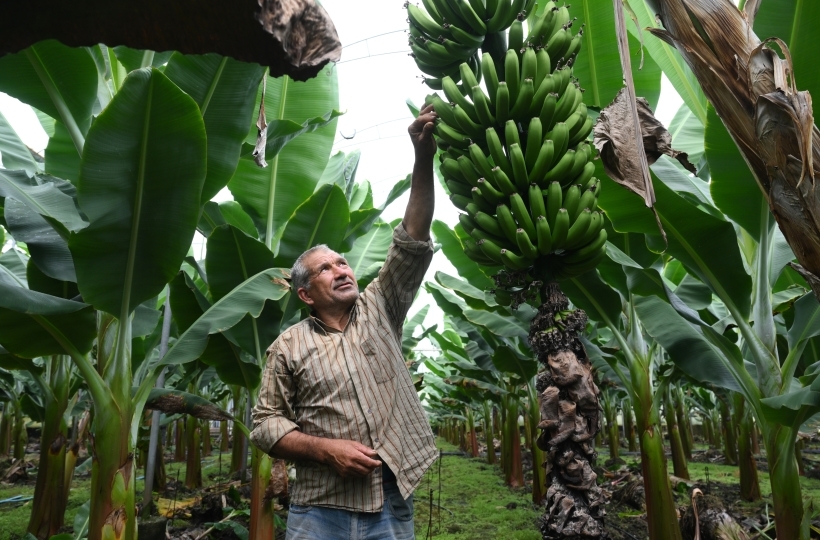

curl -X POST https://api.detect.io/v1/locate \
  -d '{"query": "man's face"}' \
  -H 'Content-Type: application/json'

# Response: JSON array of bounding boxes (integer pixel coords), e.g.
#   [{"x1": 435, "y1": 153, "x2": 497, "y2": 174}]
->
[{"x1": 297, "y1": 250, "x2": 359, "y2": 313}]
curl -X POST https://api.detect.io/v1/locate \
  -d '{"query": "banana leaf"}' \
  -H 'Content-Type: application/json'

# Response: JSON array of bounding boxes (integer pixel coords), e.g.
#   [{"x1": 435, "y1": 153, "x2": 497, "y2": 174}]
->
[{"x1": 0, "y1": 110, "x2": 40, "y2": 174}]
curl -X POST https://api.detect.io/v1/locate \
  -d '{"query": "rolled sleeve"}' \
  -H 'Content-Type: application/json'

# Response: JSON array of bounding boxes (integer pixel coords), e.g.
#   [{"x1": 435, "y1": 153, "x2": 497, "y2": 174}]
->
[
  {"x1": 375, "y1": 222, "x2": 434, "y2": 334},
  {"x1": 250, "y1": 343, "x2": 299, "y2": 454}
]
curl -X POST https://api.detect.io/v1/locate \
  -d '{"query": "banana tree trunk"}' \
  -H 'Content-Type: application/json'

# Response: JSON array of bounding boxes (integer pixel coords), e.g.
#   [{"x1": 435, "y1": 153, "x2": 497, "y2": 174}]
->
[
  {"x1": 483, "y1": 401, "x2": 495, "y2": 465},
  {"x1": 624, "y1": 402, "x2": 637, "y2": 452},
  {"x1": 220, "y1": 420, "x2": 230, "y2": 452},
  {"x1": 65, "y1": 411, "x2": 89, "y2": 503},
  {"x1": 674, "y1": 388, "x2": 693, "y2": 460},
  {"x1": 230, "y1": 387, "x2": 246, "y2": 474},
  {"x1": 526, "y1": 384, "x2": 547, "y2": 503},
  {"x1": 719, "y1": 398, "x2": 737, "y2": 465},
  {"x1": 664, "y1": 387, "x2": 689, "y2": 480},
  {"x1": 202, "y1": 420, "x2": 212, "y2": 457},
  {"x1": 505, "y1": 397, "x2": 523, "y2": 488},
  {"x1": 185, "y1": 412, "x2": 202, "y2": 488},
  {"x1": 0, "y1": 404, "x2": 10, "y2": 456},
  {"x1": 734, "y1": 394, "x2": 760, "y2": 501},
  {"x1": 249, "y1": 446, "x2": 276, "y2": 540},
  {"x1": 174, "y1": 419, "x2": 185, "y2": 462},
  {"x1": 12, "y1": 398, "x2": 25, "y2": 461},
  {"x1": 765, "y1": 426, "x2": 805, "y2": 539},
  {"x1": 27, "y1": 356, "x2": 70, "y2": 539}
]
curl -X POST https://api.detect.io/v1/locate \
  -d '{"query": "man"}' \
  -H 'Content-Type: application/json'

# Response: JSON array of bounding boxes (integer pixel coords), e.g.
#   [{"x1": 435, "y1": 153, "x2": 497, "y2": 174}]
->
[{"x1": 250, "y1": 104, "x2": 438, "y2": 539}]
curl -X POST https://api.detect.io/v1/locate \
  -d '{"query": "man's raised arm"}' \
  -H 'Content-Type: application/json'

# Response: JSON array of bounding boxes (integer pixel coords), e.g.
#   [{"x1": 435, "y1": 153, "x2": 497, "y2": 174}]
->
[{"x1": 403, "y1": 104, "x2": 438, "y2": 242}]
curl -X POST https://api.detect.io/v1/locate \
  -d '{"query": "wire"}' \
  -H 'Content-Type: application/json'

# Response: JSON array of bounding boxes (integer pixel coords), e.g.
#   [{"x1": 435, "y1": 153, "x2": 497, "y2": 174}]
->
[
  {"x1": 338, "y1": 50, "x2": 410, "y2": 64},
  {"x1": 342, "y1": 29, "x2": 408, "y2": 49}
]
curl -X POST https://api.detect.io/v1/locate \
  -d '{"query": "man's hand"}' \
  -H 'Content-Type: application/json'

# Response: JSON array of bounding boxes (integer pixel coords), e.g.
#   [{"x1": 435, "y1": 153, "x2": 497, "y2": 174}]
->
[
  {"x1": 321, "y1": 439, "x2": 381, "y2": 478},
  {"x1": 408, "y1": 104, "x2": 437, "y2": 160}
]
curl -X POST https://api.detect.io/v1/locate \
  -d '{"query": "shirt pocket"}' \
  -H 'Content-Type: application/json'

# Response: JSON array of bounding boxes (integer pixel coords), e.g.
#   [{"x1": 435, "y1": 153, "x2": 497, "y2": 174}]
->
[{"x1": 362, "y1": 337, "x2": 395, "y2": 384}]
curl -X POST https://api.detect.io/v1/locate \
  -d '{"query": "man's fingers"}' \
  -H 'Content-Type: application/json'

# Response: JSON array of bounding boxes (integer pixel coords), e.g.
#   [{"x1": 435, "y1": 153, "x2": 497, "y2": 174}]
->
[{"x1": 420, "y1": 103, "x2": 435, "y2": 115}]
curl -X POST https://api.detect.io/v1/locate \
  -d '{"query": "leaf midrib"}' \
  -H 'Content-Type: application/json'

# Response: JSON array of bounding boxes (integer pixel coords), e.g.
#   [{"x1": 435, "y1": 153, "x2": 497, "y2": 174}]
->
[
  {"x1": 266, "y1": 75, "x2": 289, "y2": 250},
  {"x1": 582, "y1": 0, "x2": 600, "y2": 106}
]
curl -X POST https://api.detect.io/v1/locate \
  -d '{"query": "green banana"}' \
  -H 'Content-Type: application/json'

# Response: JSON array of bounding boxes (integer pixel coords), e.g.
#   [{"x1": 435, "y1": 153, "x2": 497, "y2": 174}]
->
[
  {"x1": 478, "y1": 239, "x2": 505, "y2": 263},
  {"x1": 441, "y1": 38, "x2": 477, "y2": 57},
  {"x1": 470, "y1": 227, "x2": 508, "y2": 250},
  {"x1": 450, "y1": 193, "x2": 471, "y2": 211},
  {"x1": 509, "y1": 19, "x2": 524, "y2": 54},
  {"x1": 567, "y1": 116, "x2": 594, "y2": 147},
  {"x1": 496, "y1": 82, "x2": 511, "y2": 125},
  {"x1": 504, "y1": 120, "x2": 521, "y2": 151},
  {"x1": 529, "y1": 183, "x2": 546, "y2": 219},
  {"x1": 574, "y1": 211, "x2": 603, "y2": 247},
  {"x1": 576, "y1": 187, "x2": 595, "y2": 217},
  {"x1": 457, "y1": 155, "x2": 481, "y2": 187},
  {"x1": 445, "y1": 146, "x2": 467, "y2": 159},
  {"x1": 509, "y1": 143, "x2": 530, "y2": 191},
  {"x1": 481, "y1": 52, "x2": 500, "y2": 107},
  {"x1": 494, "y1": 287, "x2": 513, "y2": 306},
  {"x1": 549, "y1": 121, "x2": 570, "y2": 159},
  {"x1": 577, "y1": 141, "x2": 593, "y2": 162},
  {"x1": 564, "y1": 30, "x2": 583, "y2": 61},
  {"x1": 477, "y1": 178, "x2": 504, "y2": 204},
  {"x1": 423, "y1": 77, "x2": 444, "y2": 90},
  {"x1": 459, "y1": 212, "x2": 478, "y2": 233},
  {"x1": 516, "y1": 228, "x2": 539, "y2": 259},
  {"x1": 509, "y1": 78, "x2": 534, "y2": 121},
  {"x1": 465, "y1": 202, "x2": 482, "y2": 216},
  {"x1": 486, "y1": 0, "x2": 513, "y2": 33},
  {"x1": 465, "y1": 240, "x2": 499, "y2": 266},
  {"x1": 529, "y1": 139, "x2": 555, "y2": 186},
  {"x1": 535, "y1": 46, "x2": 551, "y2": 85},
  {"x1": 553, "y1": 82, "x2": 578, "y2": 123},
  {"x1": 564, "y1": 109, "x2": 586, "y2": 139},
  {"x1": 549, "y1": 5, "x2": 571, "y2": 38},
  {"x1": 500, "y1": 248, "x2": 532, "y2": 270},
  {"x1": 539, "y1": 92, "x2": 558, "y2": 131},
  {"x1": 562, "y1": 229, "x2": 607, "y2": 263},
  {"x1": 445, "y1": 179, "x2": 472, "y2": 197},
  {"x1": 504, "y1": 49, "x2": 520, "y2": 105},
  {"x1": 454, "y1": 104, "x2": 484, "y2": 139},
  {"x1": 415, "y1": 57, "x2": 460, "y2": 78},
  {"x1": 421, "y1": 0, "x2": 445, "y2": 25},
  {"x1": 458, "y1": 0, "x2": 487, "y2": 33},
  {"x1": 448, "y1": 24, "x2": 485, "y2": 48},
  {"x1": 562, "y1": 184, "x2": 581, "y2": 222},
  {"x1": 496, "y1": 203, "x2": 520, "y2": 243},
  {"x1": 408, "y1": 4, "x2": 449, "y2": 40},
  {"x1": 536, "y1": 215, "x2": 553, "y2": 254},
  {"x1": 555, "y1": 246, "x2": 606, "y2": 278},
  {"x1": 543, "y1": 148, "x2": 574, "y2": 184},
  {"x1": 429, "y1": 94, "x2": 459, "y2": 127},
  {"x1": 491, "y1": 166, "x2": 518, "y2": 196},
  {"x1": 524, "y1": 117, "x2": 543, "y2": 171},
  {"x1": 486, "y1": 127, "x2": 513, "y2": 179},
  {"x1": 459, "y1": 61, "x2": 480, "y2": 92},
  {"x1": 509, "y1": 192, "x2": 536, "y2": 241},
  {"x1": 528, "y1": 5, "x2": 556, "y2": 44},
  {"x1": 440, "y1": 156, "x2": 466, "y2": 183},
  {"x1": 530, "y1": 74, "x2": 556, "y2": 117},
  {"x1": 521, "y1": 47, "x2": 537, "y2": 82},
  {"x1": 553, "y1": 65, "x2": 572, "y2": 95},
  {"x1": 435, "y1": 121, "x2": 471, "y2": 149},
  {"x1": 471, "y1": 187, "x2": 497, "y2": 213},
  {"x1": 551, "y1": 208, "x2": 570, "y2": 249},
  {"x1": 475, "y1": 210, "x2": 505, "y2": 238},
  {"x1": 583, "y1": 175, "x2": 598, "y2": 192},
  {"x1": 442, "y1": 76, "x2": 479, "y2": 122},
  {"x1": 545, "y1": 27, "x2": 569, "y2": 60},
  {"x1": 410, "y1": 40, "x2": 454, "y2": 67},
  {"x1": 472, "y1": 86, "x2": 496, "y2": 127},
  {"x1": 563, "y1": 150, "x2": 588, "y2": 187},
  {"x1": 545, "y1": 181, "x2": 562, "y2": 229},
  {"x1": 431, "y1": 0, "x2": 468, "y2": 27},
  {"x1": 468, "y1": 143, "x2": 495, "y2": 179},
  {"x1": 564, "y1": 208, "x2": 592, "y2": 249},
  {"x1": 572, "y1": 162, "x2": 595, "y2": 193}
]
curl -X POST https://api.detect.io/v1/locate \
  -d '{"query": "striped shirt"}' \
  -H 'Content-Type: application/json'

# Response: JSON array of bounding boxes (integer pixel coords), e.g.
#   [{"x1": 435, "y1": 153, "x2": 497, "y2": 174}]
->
[{"x1": 250, "y1": 223, "x2": 437, "y2": 511}]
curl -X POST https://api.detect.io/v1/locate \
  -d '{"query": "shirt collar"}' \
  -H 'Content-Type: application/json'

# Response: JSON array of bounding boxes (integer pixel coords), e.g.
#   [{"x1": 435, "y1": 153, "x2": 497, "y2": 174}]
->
[{"x1": 309, "y1": 302, "x2": 358, "y2": 335}]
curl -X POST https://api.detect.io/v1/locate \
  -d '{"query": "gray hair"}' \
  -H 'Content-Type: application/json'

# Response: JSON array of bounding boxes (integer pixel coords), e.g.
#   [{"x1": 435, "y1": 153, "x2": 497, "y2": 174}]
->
[{"x1": 291, "y1": 244, "x2": 333, "y2": 292}]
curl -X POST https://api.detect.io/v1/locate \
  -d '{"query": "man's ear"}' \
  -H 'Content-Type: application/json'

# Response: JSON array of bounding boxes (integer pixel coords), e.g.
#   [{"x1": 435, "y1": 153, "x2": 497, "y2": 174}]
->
[{"x1": 297, "y1": 287, "x2": 314, "y2": 306}]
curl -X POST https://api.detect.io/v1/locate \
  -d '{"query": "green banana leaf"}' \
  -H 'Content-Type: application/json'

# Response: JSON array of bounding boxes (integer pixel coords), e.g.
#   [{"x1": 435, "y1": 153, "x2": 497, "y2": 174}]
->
[
  {"x1": 426, "y1": 281, "x2": 470, "y2": 319},
  {"x1": 112, "y1": 48, "x2": 173, "y2": 73},
  {"x1": 0, "y1": 282, "x2": 96, "y2": 358},
  {"x1": 0, "y1": 249, "x2": 28, "y2": 287},
  {"x1": 562, "y1": 269, "x2": 623, "y2": 328},
  {"x1": 431, "y1": 220, "x2": 495, "y2": 289},
  {"x1": 667, "y1": 103, "x2": 704, "y2": 167},
  {"x1": 68, "y1": 67, "x2": 207, "y2": 318},
  {"x1": 4, "y1": 199, "x2": 75, "y2": 282},
  {"x1": 228, "y1": 66, "x2": 339, "y2": 248},
  {"x1": 0, "y1": 41, "x2": 98, "y2": 151},
  {"x1": 463, "y1": 309, "x2": 528, "y2": 339},
  {"x1": 26, "y1": 260, "x2": 79, "y2": 299},
  {"x1": 705, "y1": 105, "x2": 765, "y2": 239},
  {"x1": 198, "y1": 200, "x2": 259, "y2": 239},
  {"x1": 624, "y1": 0, "x2": 708, "y2": 123},
  {"x1": 344, "y1": 220, "x2": 393, "y2": 279},
  {"x1": 0, "y1": 111, "x2": 40, "y2": 174},
  {"x1": 787, "y1": 293, "x2": 820, "y2": 351},
  {"x1": 164, "y1": 54, "x2": 265, "y2": 202},
  {"x1": 491, "y1": 345, "x2": 538, "y2": 381},
  {"x1": 0, "y1": 170, "x2": 86, "y2": 233},
  {"x1": 276, "y1": 184, "x2": 350, "y2": 262},
  {"x1": 435, "y1": 271, "x2": 497, "y2": 310},
  {"x1": 573, "y1": 0, "x2": 662, "y2": 109},
  {"x1": 44, "y1": 122, "x2": 82, "y2": 182}
]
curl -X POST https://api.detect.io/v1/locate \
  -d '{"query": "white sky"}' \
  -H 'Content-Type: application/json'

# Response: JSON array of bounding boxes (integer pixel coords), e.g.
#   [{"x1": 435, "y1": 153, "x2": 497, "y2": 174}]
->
[{"x1": 0, "y1": 0, "x2": 684, "y2": 343}]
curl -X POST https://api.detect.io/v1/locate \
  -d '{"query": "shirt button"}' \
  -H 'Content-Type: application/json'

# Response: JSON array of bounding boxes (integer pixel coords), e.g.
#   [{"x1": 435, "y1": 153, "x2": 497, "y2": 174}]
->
[
  {"x1": 367, "y1": 408, "x2": 372, "y2": 414},
  {"x1": 374, "y1": 438, "x2": 380, "y2": 443}
]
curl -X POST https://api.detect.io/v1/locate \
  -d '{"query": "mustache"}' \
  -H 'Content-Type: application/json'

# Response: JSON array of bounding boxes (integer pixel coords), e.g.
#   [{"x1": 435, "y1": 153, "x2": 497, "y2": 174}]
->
[{"x1": 333, "y1": 277, "x2": 356, "y2": 289}]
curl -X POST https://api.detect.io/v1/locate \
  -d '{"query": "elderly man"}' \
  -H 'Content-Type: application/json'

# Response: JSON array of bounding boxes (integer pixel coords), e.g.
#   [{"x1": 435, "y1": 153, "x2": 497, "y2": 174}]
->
[{"x1": 250, "y1": 105, "x2": 438, "y2": 539}]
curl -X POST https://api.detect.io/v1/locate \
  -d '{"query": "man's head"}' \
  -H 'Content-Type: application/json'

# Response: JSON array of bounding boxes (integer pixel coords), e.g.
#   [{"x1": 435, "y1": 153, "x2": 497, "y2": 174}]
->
[{"x1": 291, "y1": 245, "x2": 359, "y2": 315}]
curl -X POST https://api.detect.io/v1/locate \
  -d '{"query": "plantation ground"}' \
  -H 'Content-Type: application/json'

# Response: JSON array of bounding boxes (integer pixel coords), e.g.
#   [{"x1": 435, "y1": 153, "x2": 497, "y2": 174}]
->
[{"x1": 2, "y1": 437, "x2": 820, "y2": 539}]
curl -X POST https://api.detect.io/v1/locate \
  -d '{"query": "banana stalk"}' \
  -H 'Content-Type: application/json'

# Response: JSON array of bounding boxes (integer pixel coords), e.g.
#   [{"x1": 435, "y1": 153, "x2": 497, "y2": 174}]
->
[{"x1": 663, "y1": 386, "x2": 689, "y2": 480}]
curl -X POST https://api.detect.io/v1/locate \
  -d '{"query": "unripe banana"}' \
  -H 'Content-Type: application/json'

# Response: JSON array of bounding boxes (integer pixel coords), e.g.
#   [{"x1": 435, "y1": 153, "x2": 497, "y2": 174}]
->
[
  {"x1": 477, "y1": 178, "x2": 504, "y2": 204},
  {"x1": 471, "y1": 187, "x2": 497, "y2": 214},
  {"x1": 453, "y1": 104, "x2": 484, "y2": 140},
  {"x1": 435, "y1": 121, "x2": 471, "y2": 149},
  {"x1": 565, "y1": 29, "x2": 584, "y2": 61},
  {"x1": 553, "y1": 82, "x2": 579, "y2": 123},
  {"x1": 449, "y1": 24, "x2": 484, "y2": 49},
  {"x1": 553, "y1": 65, "x2": 572, "y2": 96},
  {"x1": 516, "y1": 228, "x2": 539, "y2": 259},
  {"x1": 535, "y1": 47, "x2": 551, "y2": 86},
  {"x1": 445, "y1": 146, "x2": 467, "y2": 159},
  {"x1": 486, "y1": 0, "x2": 513, "y2": 33},
  {"x1": 551, "y1": 208, "x2": 570, "y2": 249},
  {"x1": 575, "y1": 211, "x2": 603, "y2": 247},
  {"x1": 525, "y1": 117, "x2": 543, "y2": 171},
  {"x1": 547, "y1": 5, "x2": 570, "y2": 39},
  {"x1": 564, "y1": 208, "x2": 592, "y2": 249},
  {"x1": 577, "y1": 141, "x2": 593, "y2": 162},
  {"x1": 529, "y1": 183, "x2": 546, "y2": 219},
  {"x1": 464, "y1": 241, "x2": 499, "y2": 266},
  {"x1": 529, "y1": 140, "x2": 555, "y2": 186},
  {"x1": 568, "y1": 116, "x2": 594, "y2": 147},
  {"x1": 536, "y1": 215, "x2": 553, "y2": 255},
  {"x1": 549, "y1": 122, "x2": 570, "y2": 159},
  {"x1": 429, "y1": 94, "x2": 459, "y2": 128},
  {"x1": 468, "y1": 143, "x2": 495, "y2": 179},
  {"x1": 407, "y1": 4, "x2": 449, "y2": 41},
  {"x1": 465, "y1": 202, "x2": 482, "y2": 216},
  {"x1": 494, "y1": 287, "x2": 513, "y2": 306},
  {"x1": 545, "y1": 27, "x2": 569, "y2": 60},
  {"x1": 546, "y1": 181, "x2": 562, "y2": 229},
  {"x1": 472, "y1": 86, "x2": 496, "y2": 127},
  {"x1": 572, "y1": 162, "x2": 595, "y2": 192},
  {"x1": 421, "y1": 0, "x2": 445, "y2": 25},
  {"x1": 441, "y1": 38, "x2": 476, "y2": 57},
  {"x1": 475, "y1": 210, "x2": 505, "y2": 238},
  {"x1": 583, "y1": 175, "x2": 598, "y2": 192},
  {"x1": 459, "y1": 212, "x2": 478, "y2": 233},
  {"x1": 486, "y1": 127, "x2": 513, "y2": 179},
  {"x1": 504, "y1": 49, "x2": 520, "y2": 105},
  {"x1": 531, "y1": 75, "x2": 556, "y2": 117},
  {"x1": 509, "y1": 78, "x2": 534, "y2": 121},
  {"x1": 478, "y1": 238, "x2": 505, "y2": 263},
  {"x1": 562, "y1": 229, "x2": 607, "y2": 263},
  {"x1": 424, "y1": 77, "x2": 444, "y2": 90},
  {"x1": 509, "y1": 193, "x2": 536, "y2": 241},
  {"x1": 496, "y1": 203, "x2": 520, "y2": 243},
  {"x1": 457, "y1": 155, "x2": 481, "y2": 187},
  {"x1": 563, "y1": 184, "x2": 581, "y2": 218},
  {"x1": 539, "y1": 93, "x2": 558, "y2": 131},
  {"x1": 440, "y1": 156, "x2": 466, "y2": 183},
  {"x1": 500, "y1": 248, "x2": 532, "y2": 270},
  {"x1": 451, "y1": 193, "x2": 471, "y2": 211},
  {"x1": 509, "y1": 143, "x2": 529, "y2": 191},
  {"x1": 543, "y1": 148, "x2": 574, "y2": 184},
  {"x1": 496, "y1": 82, "x2": 511, "y2": 125},
  {"x1": 491, "y1": 166, "x2": 518, "y2": 196},
  {"x1": 521, "y1": 47, "x2": 537, "y2": 82},
  {"x1": 459, "y1": 62, "x2": 481, "y2": 95},
  {"x1": 509, "y1": 19, "x2": 524, "y2": 55},
  {"x1": 555, "y1": 247, "x2": 606, "y2": 279},
  {"x1": 410, "y1": 40, "x2": 455, "y2": 67},
  {"x1": 563, "y1": 150, "x2": 588, "y2": 187},
  {"x1": 443, "y1": 76, "x2": 479, "y2": 123},
  {"x1": 457, "y1": 0, "x2": 488, "y2": 34},
  {"x1": 481, "y1": 52, "x2": 500, "y2": 107},
  {"x1": 564, "y1": 109, "x2": 586, "y2": 139},
  {"x1": 504, "y1": 120, "x2": 521, "y2": 151},
  {"x1": 446, "y1": 179, "x2": 473, "y2": 198}
]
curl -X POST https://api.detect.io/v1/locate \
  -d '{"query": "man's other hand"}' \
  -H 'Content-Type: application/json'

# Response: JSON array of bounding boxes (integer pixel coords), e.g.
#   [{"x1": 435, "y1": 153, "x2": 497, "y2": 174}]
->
[
  {"x1": 408, "y1": 104, "x2": 437, "y2": 159},
  {"x1": 322, "y1": 439, "x2": 381, "y2": 478}
]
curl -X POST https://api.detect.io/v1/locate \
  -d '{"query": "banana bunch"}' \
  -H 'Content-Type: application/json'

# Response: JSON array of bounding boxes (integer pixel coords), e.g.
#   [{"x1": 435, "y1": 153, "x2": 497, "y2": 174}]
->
[
  {"x1": 406, "y1": 0, "x2": 541, "y2": 88},
  {"x1": 415, "y1": 2, "x2": 606, "y2": 280}
]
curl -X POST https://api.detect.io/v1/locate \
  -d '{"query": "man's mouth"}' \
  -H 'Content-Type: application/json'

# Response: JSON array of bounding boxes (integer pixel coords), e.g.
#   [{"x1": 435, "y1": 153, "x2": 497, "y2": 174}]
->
[{"x1": 335, "y1": 281, "x2": 354, "y2": 290}]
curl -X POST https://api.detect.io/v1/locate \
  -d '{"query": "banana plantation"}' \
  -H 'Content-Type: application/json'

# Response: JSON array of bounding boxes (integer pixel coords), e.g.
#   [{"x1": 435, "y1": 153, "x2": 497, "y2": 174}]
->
[{"x1": 1, "y1": 0, "x2": 820, "y2": 539}]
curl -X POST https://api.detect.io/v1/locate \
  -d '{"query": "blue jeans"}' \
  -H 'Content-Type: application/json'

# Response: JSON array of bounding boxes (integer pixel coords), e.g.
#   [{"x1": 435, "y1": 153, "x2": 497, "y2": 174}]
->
[{"x1": 285, "y1": 466, "x2": 415, "y2": 540}]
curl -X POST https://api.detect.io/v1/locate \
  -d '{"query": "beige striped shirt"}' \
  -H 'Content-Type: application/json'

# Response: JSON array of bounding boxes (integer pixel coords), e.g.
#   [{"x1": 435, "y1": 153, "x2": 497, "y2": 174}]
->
[{"x1": 250, "y1": 223, "x2": 437, "y2": 511}]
